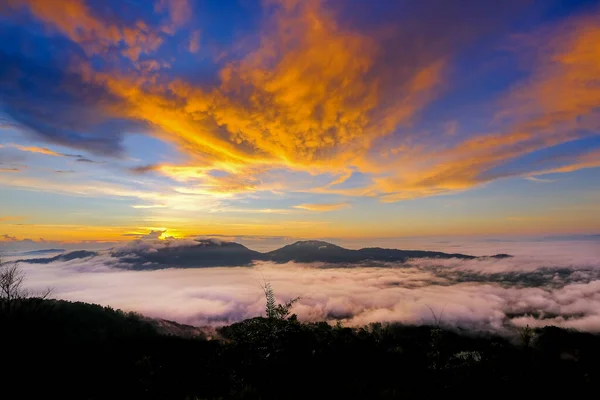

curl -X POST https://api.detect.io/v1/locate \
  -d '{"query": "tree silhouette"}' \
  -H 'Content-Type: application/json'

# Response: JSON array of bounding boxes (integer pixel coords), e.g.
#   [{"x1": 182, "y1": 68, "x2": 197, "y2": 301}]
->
[
  {"x1": 0, "y1": 256, "x2": 51, "y2": 313},
  {"x1": 261, "y1": 281, "x2": 299, "y2": 320},
  {"x1": 0, "y1": 257, "x2": 27, "y2": 312}
]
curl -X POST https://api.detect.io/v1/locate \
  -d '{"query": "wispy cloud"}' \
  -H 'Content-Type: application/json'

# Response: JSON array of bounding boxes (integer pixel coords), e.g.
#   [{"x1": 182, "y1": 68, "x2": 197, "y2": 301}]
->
[
  {"x1": 0, "y1": 173, "x2": 222, "y2": 212},
  {"x1": 156, "y1": 0, "x2": 191, "y2": 33},
  {"x1": 209, "y1": 208, "x2": 294, "y2": 215},
  {"x1": 528, "y1": 149, "x2": 600, "y2": 177},
  {"x1": 293, "y1": 202, "x2": 350, "y2": 212},
  {"x1": 525, "y1": 176, "x2": 555, "y2": 183},
  {"x1": 188, "y1": 30, "x2": 200, "y2": 53},
  {"x1": 0, "y1": 216, "x2": 24, "y2": 222},
  {"x1": 75, "y1": 157, "x2": 102, "y2": 164},
  {"x1": 507, "y1": 216, "x2": 549, "y2": 222},
  {"x1": 10, "y1": 144, "x2": 64, "y2": 156},
  {"x1": 6, "y1": 144, "x2": 100, "y2": 164}
]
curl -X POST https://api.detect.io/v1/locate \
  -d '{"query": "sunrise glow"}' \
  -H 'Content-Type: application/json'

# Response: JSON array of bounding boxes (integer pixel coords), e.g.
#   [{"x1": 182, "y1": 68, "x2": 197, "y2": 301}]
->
[{"x1": 1, "y1": 0, "x2": 599, "y2": 244}]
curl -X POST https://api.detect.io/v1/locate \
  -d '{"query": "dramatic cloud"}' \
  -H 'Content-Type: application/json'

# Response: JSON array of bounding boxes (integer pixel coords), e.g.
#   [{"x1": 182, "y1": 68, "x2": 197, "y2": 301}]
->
[
  {"x1": 0, "y1": 0, "x2": 599, "y2": 242},
  {"x1": 5, "y1": 0, "x2": 594, "y2": 204},
  {"x1": 72, "y1": 0, "x2": 450, "y2": 191},
  {"x1": 385, "y1": 9, "x2": 600, "y2": 195}
]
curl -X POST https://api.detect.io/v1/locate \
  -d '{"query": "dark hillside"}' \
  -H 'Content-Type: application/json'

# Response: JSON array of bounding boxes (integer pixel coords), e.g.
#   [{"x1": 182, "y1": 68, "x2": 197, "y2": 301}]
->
[{"x1": 3, "y1": 298, "x2": 600, "y2": 399}]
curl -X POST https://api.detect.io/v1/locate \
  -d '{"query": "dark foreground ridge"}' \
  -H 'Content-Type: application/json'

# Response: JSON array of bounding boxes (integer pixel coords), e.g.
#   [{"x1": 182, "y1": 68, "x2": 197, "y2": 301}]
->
[
  {"x1": 2, "y1": 298, "x2": 599, "y2": 399},
  {"x1": 21, "y1": 239, "x2": 511, "y2": 269}
]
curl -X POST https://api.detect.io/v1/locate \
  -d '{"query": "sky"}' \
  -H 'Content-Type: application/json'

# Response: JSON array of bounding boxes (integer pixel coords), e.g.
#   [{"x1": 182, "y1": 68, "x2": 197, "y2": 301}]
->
[{"x1": 1, "y1": 0, "x2": 600, "y2": 244}]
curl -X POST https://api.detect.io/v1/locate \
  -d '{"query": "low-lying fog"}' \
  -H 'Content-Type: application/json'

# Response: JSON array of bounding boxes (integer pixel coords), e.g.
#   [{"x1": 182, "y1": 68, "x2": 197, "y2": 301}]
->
[{"x1": 12, "y1": 235, "x2": 600, "y2": 333}]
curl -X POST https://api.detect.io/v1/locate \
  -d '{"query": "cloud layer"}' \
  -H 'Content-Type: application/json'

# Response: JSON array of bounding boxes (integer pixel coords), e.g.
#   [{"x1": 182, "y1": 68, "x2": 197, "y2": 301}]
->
[
  {"x1": 1, "y1": 0, "x2": 599, "y2": 204},
  {"x1": 17, "y1": 237, "x2": 600, "y2": 333}
]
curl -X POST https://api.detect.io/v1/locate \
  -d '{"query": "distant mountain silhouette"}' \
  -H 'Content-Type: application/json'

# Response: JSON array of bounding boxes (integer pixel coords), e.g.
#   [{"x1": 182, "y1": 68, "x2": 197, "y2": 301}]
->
[
  {"x1": 112, "y1": 240, "x2": 263, "y2": 269},
  {"x1": 19, "y1": 239, "x2": 511, "y2": 268},
  {"x1": 266, "y1": 240, "x2": 353, "y2": 263},
  {"x1": 24, "y1": 250, "x2": 98, "y2": 264},
  {"x1": 266, "y1": 240, "x2": 478, "y2": 263},
  {"x1": 20, "y1": 248, "x2": 66, "y2": 256},
  {"x1": 486, "y1": 253, "x2": 512, "y2": 259}
]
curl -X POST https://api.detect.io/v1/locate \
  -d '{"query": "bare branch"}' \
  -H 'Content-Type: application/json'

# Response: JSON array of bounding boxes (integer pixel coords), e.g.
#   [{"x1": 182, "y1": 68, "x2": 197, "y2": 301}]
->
[
  {"x1": 0, "y1": 258, "x2": 27, "y2": 302},
  {"x1": 424, "y1": 304, "x2": 446, "y2": 327}
]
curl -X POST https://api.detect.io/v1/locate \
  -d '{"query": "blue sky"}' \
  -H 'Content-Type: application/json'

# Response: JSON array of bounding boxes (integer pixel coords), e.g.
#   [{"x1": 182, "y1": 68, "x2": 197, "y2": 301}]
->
[{"x1": 0, "y1": 0, "x2": 599, "y2": 243}]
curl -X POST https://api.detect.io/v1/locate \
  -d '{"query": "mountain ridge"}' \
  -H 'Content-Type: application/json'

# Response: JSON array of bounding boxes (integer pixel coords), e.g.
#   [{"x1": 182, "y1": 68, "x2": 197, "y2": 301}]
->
[{"x1": 19, "y1": 239, "x2": 512, "y2": 268}]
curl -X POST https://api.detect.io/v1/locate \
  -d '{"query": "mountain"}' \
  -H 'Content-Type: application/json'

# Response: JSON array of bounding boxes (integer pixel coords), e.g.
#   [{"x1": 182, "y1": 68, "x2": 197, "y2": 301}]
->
[
  {"x1": 266, "y1": 240, "x2": 354, "y2": 263},
  {"x1": 266, "y1": 240, "x2": 478, "y2": 264},
  {"x1": 24, "y1": 250, "x2": 98, "y2": 264},
  {"x1": 486, "y1": 253, "x2": 512, "y2": 259},
  {"x1": 112, "y1": 240, "x2": 263, "y2": 269},
  {"x1": 17, "y1": 239, "x2": 511, "y2": 268},
  {"x1": 20, "y1": 248, "x2": 66, "y2": 256}
]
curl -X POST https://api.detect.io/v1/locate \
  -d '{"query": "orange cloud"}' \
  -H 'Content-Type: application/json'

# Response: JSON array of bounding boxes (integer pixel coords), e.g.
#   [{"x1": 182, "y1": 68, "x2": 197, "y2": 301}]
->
[
  {"x1": 10, "y1": 0, "x2": 599, "y2": 205},
  {"x1": 68, "y1": 0, "x2": 445, "y2": 200},
  {"x1": 131, "y1": 163, "x2": 281, "y2": 199},
  {"x1": 371, "y1": 9, "x2": 600, "y2": 200},
  {"x1": 207, "y1": 0, "x2": 445, "y2": 169},
  {"x1": 210, "y1": 208, "x2": 293, "y2": 215},
  {"x1": 293, "y1": 202, "x2": 349, "y2": 212},
  {"x1": 528, "y1": 149, "x2": 600, "y2": 177},
  {"x1": 5, "y1": 0, "x2": 164, "y2": 61},
  {"x1": 10, "y1": 144, "x2": 62, "y2": 156}
]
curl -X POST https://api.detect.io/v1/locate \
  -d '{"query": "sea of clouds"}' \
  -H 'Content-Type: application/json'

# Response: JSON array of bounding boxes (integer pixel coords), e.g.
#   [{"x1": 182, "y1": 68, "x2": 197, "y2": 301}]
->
[{"x1": 12, "y1": 235, "x2": 600, "y2": 334}]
